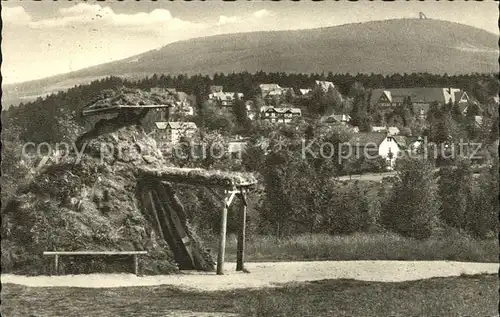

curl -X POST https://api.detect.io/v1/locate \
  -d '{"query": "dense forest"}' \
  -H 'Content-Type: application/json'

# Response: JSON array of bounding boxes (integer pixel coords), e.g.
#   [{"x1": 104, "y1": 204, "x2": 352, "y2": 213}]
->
[
  {"x1": 2, "y1": 71, "x2": 498, "y2": 241},
  {"x1": 2, "y1": 71, "x2": 499, "y2": 144}
]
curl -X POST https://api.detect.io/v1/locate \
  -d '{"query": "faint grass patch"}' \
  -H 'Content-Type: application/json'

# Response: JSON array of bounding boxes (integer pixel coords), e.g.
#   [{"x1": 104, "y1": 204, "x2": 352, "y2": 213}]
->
[{"x1": 207, "y1": 232, "x2": 497, "y2": 263}]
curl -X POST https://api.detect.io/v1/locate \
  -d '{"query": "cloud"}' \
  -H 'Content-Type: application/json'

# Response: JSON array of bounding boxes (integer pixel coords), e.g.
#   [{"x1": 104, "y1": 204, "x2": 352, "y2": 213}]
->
[
  {"x1": 6, "y1": 3, "x2": 204, "y2": 32},
  {"x1": 2, "y1": 6, "x2": 32, "y2": 25},
  {"x1": 4, "y1": 5, "x2": 271, "y2": 33},
  {"x1": 216, "y1": 9, "x2": 273, "y2": 27},
  {"x1": 59, "y1": 3, "x2": 110, "y2": 17},
  {"x1": 252, "y1": 9, "x2": 272, "y2": 18},
  {"x1": 217, "y1": 15, "x2": 241, "y2": 26}
]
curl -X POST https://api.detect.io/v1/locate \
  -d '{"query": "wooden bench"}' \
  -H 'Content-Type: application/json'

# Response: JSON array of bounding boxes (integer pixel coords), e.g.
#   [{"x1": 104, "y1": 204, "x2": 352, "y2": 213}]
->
[{"x1": 43, "y1": 251, "x2": 148, "y2": 276}]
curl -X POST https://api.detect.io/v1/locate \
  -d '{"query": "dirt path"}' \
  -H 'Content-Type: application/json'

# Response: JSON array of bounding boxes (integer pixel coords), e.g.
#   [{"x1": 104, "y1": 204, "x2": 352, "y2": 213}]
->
[
  {"x1": 2, "y1": 261, "x2": 498, "y2": 291},
  {"x1": 338, "y1": 170, "x2": 481, "y2": 182}
]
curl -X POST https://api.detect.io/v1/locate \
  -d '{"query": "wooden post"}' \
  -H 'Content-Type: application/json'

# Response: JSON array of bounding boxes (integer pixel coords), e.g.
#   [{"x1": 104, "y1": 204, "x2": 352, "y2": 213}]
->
[
  {"x1": 236, "y1": 194, "x2": 247, "y2": 271},
  {"x1": 134, "y1": 254, "x2": 139, "y2": 276},
  {"x1": 54, "y1": 254, "x2": 59, "y2": 275},
  {"x1": 217, "y1": 196, "x2": 229, "y2": 275}
]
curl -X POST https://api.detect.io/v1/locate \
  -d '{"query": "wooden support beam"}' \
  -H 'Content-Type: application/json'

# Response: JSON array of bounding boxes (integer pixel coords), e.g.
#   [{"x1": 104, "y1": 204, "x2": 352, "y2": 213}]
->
[
  {"x1": 226, "y1": 190, "x2": 237, "y2": 208},
  {"x1": 143, "y1": 190, "x2": 165, "y2": 241},
  {"x1": 240, "y1": 191, "x2": 248, "y2": 206},
  {"x1": 217, "y1": 196, "x2": 229, "y2": 275},
  {"x1": 134, "y1": 254, "x2": 139, "y2": 276},
  {"x1": 236, "y1": 193, "x2": 247, "y2": 271},
  {"x1": 54, "y1": 254, "x2": 59, "y2": 275}
]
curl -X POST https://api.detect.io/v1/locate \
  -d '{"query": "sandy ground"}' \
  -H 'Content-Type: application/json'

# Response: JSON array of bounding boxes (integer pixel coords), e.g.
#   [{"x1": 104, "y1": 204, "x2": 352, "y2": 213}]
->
[{"x1": 2, "y1": 261, "x2": 498, "y2": 291}]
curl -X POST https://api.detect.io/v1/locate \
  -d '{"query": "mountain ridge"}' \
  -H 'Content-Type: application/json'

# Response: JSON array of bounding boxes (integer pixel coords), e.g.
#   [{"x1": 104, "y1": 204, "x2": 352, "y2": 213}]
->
[{"x1": 3, "y1": 18, "x2": 498, "y2": 108}]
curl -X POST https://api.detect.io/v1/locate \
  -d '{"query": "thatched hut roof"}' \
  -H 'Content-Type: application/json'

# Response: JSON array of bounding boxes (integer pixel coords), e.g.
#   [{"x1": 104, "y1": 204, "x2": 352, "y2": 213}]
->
[
  {"x1": 82, "y1": 88, "x2": 176, "y2": 116},
  {"x1": 138, "y1": 167, "x2": 257, "y2": 190}
]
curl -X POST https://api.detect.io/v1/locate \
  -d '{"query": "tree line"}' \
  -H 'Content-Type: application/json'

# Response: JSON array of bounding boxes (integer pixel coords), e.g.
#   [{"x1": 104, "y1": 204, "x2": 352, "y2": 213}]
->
[{"x1": 3, "y1": 71, "x2": 498, "y2": 144}]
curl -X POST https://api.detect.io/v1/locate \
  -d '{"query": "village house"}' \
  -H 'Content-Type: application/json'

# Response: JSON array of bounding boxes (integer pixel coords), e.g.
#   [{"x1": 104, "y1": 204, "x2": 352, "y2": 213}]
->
[
  {"x1": 209, "y1": 92, "x2": 244, "y2": 107},
  {"x1": 208, "y1": 90, "x2": 244, "y2": 107},
  {"x1": 259, "y1": 84, "x2": 296, "y2": 104},
  {"x1": 153, "y1": 121, "x2": 197, "y2": 148},
  {"x1": 321, "y1": 113, "x2": 351, "y2": 125},
  {"x1": 345, "y1": 132, "x2": 403, "y2": 168},
  {"x1": 259, "y1": 84, "x2": 283, "y2": 97},
  {"x1": 371, "y1": 126, "x2": 400, "y2": 136},
  {"x1": 369, "y1": 88, "x2": 470, "y2": 118},
  {"x1": 173, "y1": 101, "x2": 194, "y2": 116},
  {"x1": 260, "y1": 106, "x2": 302, "y2": 123},
  {"x1": 174, "y1": 91, "x2": 195, "y2": 116},
  {"x1": 150, "y1": 87, "x2": 194, "y2": 116},
  {"x1": 299, "y1": 88, "x2": 312, "y2": 96},
  {"x1": 209, "y1": 86, "x2": 224, "y2": 94},
  {"x1": 393, "y1": 136, "x2": 424, "y2": 155},
  {"x1": 473, "y1": 115, "x2": 484, "y2": 128},
  {"x1": 314, "y1": 80, "x2": 335, "y2": 92}
]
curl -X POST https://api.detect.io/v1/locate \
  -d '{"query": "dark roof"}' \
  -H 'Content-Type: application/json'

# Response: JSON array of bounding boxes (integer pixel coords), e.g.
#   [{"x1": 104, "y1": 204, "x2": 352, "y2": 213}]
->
[
  {"x1": 321, "y1": 114, "x2": 350, "y2": 123},
  {"x1": 263, "y1": 106, "x2": 301, "y2": 114},
  {"x1": 392, "y1": 136, "x2": 420, "y2": 149},
  {"x1": 346, "y1": 132, "x2": 387, "y2": 146},
  {"x1": 369, "y1": 90, "x2": 386, "y2": 105},
  {"x1": 155, "y1": 121, "x2": 197, "y2": 130},
  {"x1": 457, "y1": 103, "x2": 468, "y2": 114}
]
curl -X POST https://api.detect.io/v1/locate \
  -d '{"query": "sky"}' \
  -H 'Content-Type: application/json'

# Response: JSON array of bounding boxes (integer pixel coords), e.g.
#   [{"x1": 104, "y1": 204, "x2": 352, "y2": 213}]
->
[{"x1": 2, "y1": 0, "x2": 498, "y2": 84}]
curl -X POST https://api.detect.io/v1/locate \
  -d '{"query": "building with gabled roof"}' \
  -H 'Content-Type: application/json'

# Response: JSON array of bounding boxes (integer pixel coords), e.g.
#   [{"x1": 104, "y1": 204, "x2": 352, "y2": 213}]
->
[
  {"x1": 299, "y1": 89, "x2": 312, "y2": 96},
  {"x1": 209, "y1": 91, "x2": 244, "y2": 107},
  {"x1": 314, "y1": 80, "x2": 335, "y2": 92},
  {"x1": 260, "y1": 106, "x2": 302, "y2": 123},
  {"x1": 154, "y1": 121, "x2": 197, "y2": 147},
  {"x1": 321, "y1": 113, "x2": 351, "y2": 125},
  {"x1": 259, "y1": 83, "x2": 284, "y2": 100},
  {"x1": 370, "y1": 88, "x2": 470, "y2": 110},
  {"x1": 371, "y1": 126, "x2": 400, "y2": 136},
  {"x1": 345, "y1": 132, "x2": 403, "y2": 168}
]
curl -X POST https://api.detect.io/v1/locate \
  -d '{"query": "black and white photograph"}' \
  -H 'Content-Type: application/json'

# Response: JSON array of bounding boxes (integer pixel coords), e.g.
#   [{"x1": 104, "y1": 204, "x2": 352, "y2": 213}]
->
[{"x1": 1, "y1": 1, "x2": 499, "y2": 316}]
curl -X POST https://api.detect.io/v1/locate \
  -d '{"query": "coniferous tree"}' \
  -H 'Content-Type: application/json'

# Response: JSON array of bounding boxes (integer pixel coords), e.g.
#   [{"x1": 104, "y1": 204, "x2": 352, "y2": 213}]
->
[
  {"x1": 438, "y1": 159, "x2": 474, "y2": 232},
  {"x1": 381, "y1": 157, "x2": 439, "y2": 239}
]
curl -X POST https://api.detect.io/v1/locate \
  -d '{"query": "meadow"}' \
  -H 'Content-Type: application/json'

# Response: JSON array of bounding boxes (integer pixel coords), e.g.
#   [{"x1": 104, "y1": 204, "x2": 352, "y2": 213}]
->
[
  {"x1": 206, "y1": 232, "x2": 498, "y2": 263},
  {"x1": 2, "y1": 274, "x2": 497, "y2": 317}
]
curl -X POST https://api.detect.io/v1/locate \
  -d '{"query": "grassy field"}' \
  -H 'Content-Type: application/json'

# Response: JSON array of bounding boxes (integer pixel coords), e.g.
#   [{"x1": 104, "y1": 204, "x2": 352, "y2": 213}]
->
[
  {"x1": 205, "y1": 232, "x2": 498, "y2": 263},
  {"x1": 2, "y1": 274, "x2": 498, "y2": 317}
]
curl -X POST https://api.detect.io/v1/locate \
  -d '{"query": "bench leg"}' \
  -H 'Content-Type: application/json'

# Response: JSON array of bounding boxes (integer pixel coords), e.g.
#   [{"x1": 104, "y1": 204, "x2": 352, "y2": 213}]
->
[
  {"x1": 54, "y1": 255, "x2": 59, "y2": 275},
  {"x1": 134, "y1": 254, "x2": 139, "y2": 276}
]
